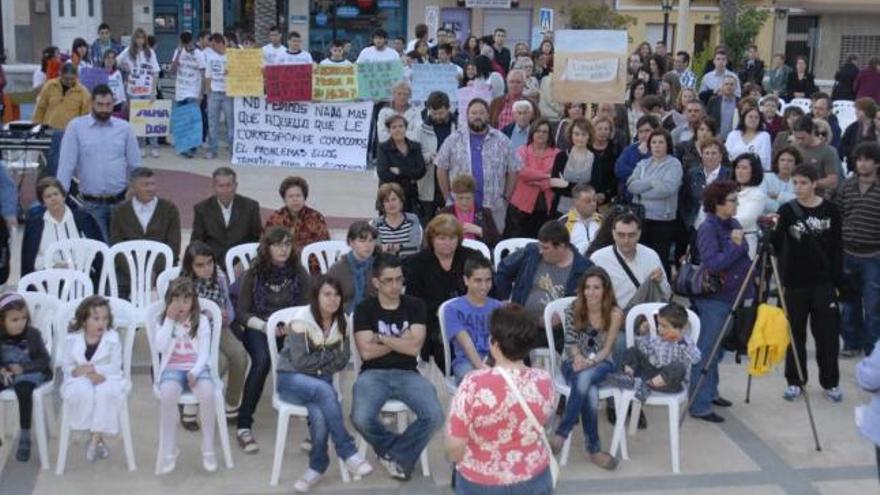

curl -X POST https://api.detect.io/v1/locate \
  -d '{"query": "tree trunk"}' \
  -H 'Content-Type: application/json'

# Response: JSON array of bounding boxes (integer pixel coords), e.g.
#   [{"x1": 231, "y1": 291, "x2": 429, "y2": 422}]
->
[
  {"x1": 719, "y1": 0, "x2": 739, "y2": 42},
  {"x1": 254, "y1": 0, "x2": 277, "y2": 46}
]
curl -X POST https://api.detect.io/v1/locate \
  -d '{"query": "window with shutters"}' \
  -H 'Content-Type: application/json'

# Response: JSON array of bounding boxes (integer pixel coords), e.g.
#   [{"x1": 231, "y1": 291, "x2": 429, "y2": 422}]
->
[{"x1": 838, "y1": 35, "x2": 880, "y2": 68}]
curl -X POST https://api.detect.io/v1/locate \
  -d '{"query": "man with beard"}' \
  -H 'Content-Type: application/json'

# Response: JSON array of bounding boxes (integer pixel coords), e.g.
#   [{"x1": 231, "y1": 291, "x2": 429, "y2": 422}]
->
[
  {"x1": 57, "y1": 84, "x2": 141, "y2": 238},
  {"x1": 435, "y1": 98, "x2": 517, "y2": 228}
]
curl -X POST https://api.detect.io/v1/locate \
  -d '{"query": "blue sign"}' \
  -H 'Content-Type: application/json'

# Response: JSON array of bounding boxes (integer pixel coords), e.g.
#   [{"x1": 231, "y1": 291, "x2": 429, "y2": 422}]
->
[
  {"x1": 539, "y1": 8, "x2": 554, "y2": 33},
  {"x1": 170, "y1": 101, "x2": 203, "y2": 154},
  {"x1": 315, "y1": 12, "x2": 328, "y2": 26},
  {"x1": 337, "y1": 6, "x2": 360, "y2": 18},
  {"x1": 378, "y1": 0, "x2": 400, "y2": 7}
]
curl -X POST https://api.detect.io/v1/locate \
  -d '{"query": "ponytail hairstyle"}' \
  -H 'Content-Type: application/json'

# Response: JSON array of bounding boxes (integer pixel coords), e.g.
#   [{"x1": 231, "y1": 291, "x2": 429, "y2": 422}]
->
[{"x1": 164, "y1": 277, "x2": 202, "y2": 338}]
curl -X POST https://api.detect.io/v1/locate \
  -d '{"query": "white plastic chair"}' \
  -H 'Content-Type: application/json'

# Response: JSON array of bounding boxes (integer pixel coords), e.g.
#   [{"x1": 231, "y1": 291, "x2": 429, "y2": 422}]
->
[
  {"x1": 106, "y1": 240, "x2": 174, "y2": 313},
  {"x1": 350, "y1": 328, "x2": 431, "y2": 478},
  {"x1": 542, "y1": 297, "x2": 626, "y2": 466},
  {"x1": 224, "y1": 242, "x2": 259, "y2": 285},
  {"x1": 834, "y1": 105, "x2": 857, "y2": 133},
  {"x1": 300, "y1": 240, "x2": 351, "y2": 274},
  {"x1": 144, "y1": 298, "x2": 234, "y2": 474},
  {"x1": 461, "y1": 239, "x2": 491, "y2": 262},
  {"x1": 832, "y1": 99, "x2": 854, "y2": 112},
  {"x1": 436, "y1": 300, "x2": 460, "y2": 395},
  {"x1": 0, "y1": 292, "x2": 58, "y2": 470},
  {"x1": 42, "y1": 239, "x2": 112, "y2": 294},
  {"x1": 608, "y1": 302, "x2": 701, "y2": 473},
  {"x1": 54, "y1": 297, "x2": 138, "y2": 474},
  {"x1": 264, "y1": 307, "x2": 351, "y2": 486},
  {"x1": 18, "y1": 269, "x2": 94, "y2": 302},
  {"x1": 156, "y1": 266, "x2": 183, "y2": 300},
  {"x1": 492, "y1": 238, "x2": 535, "y2": 269},
  {"x1": 788, "y1": 98, "x2": 812, "y2": 113}
]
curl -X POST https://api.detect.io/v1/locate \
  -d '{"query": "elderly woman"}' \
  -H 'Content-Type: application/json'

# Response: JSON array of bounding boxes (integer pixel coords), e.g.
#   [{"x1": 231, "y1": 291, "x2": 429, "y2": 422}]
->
[
  {"x1": 21, "y1": 177, "x2": 104, "y2": 275},
  {"x1": 446, "y1": 304, "x2": 555, "y2": 495},
  {"x1": 438, "y1": 174, "x2": 500, "y2": 248},
  {"x1": 376, "y1": 114, "x2": 426, "y2": 215},
  {"x1": 371, "y1": 183, "x2": 422, "y2": 259},
  {"x1": 376, "y1": 81, "x2": 422, "y2": 143},
  {"x1": 762, "y1": 146, "x2": 800, "y2": 212},
  {"x1": 840, "y1": 97, "x2": 878, "y2": 166},
  {"x1": 404, "y1": 214, "x2": 479, "y2": 370},
  {"x1": 731, "y1": 153, "x2": 767, "y2": 257},
  {"x1": 589, "y1": 115, "x2": 622, "y2": 203},
  {"x1": 327, "y1": 221, "x2": 379, "y2": 314},
  {"x1": 265, "y1": 176, "x2": 330, "y2": 273},
  {"x1": 505, "y1": 119, "x2": 561, "y2": 238},
  {"x1": 512, "y1": 56, "x2": 540, "y2": 98}
]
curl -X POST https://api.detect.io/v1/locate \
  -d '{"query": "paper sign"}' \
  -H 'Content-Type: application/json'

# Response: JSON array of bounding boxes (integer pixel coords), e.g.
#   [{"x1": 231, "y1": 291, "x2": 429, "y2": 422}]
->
[
  {"x1": 457, "y1": 84, "x2": 493, "y2": 127},
  {"x1": 129, "y1": 99, "x2": 172, "y2": 137},
  {"x1": 232, "y1": 97, "x2": 374, "y2": 170},
  {"x1": 226, "y1": 49, "x2": 265, "y2": 97},
  {"x1": 312, "y1": 64, "x2": 358, "y2": 101},
  {"x1": 561, "y1": 58, "x2": 619, "y2": 83},
  {"x1": 79, "y1": 67, "x2": 109, "y2": 91},
  {"x1": 170, "y1": 101, "x2": 203, "y2": 153},
  {"x1": 127, "y1": 64, "x2": 155, "y2": 97},
  {"x1": 357, "y1": 60, "x2": 404, "y2": 101},
  {"x1": 410, "y1": 64, "x2": 460, "y2": 103},
  {"x1": 426, "y1": 6, "x2": 439, "y2": 40},
  {"x1": 552, "y1": 30, "x2": 627, "y2": 104},
  {"x1": 265, "y1": 64, "x2": 313, "y2": 102}
]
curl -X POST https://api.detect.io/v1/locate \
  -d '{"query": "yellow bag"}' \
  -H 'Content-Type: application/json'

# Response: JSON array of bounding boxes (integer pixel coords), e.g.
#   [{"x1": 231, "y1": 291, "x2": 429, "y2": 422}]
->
[{"x1": 747, "y1": 304, "x2": 791, "y2": 376}]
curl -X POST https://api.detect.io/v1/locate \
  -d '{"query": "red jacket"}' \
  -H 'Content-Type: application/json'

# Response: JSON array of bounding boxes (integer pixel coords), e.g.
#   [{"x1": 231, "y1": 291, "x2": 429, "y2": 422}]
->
[
  {"x1": 855, "y1": 67, "x2": 880, "y2": 101},
  {"x1": 509, "y1": 144, "x2": 560, "y2": 213}
]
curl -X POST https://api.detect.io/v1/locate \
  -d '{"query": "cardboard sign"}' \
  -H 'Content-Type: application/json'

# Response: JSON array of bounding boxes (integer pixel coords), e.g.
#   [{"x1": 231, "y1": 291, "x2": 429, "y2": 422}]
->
[
  {"x1": 265, "y1": 64, "x2": 313, "y2": 102},
  {"x1": 129, "y1": 99, "x2": 172, "y2": 137},
  {"x1": 79, "y1": 67, "x2": 109, "y2": 92},
  {"x1": 356, "y1": 60, "x2": 404, "y2": 101},
  {"x1": 170, "y1": 101, "x2": 203, "y2": 152},
  {"x1": 226, "y1": 49, "x2": 265, "y2": 97},
  {"x1": 410, "y1": 64, "x2": 460, "y2": 103},
  {"x1": 457, "y1": 84, "x2": 493, "y2": 127},
  {"x1": 127, "y1": 65, "x2": 155, "y2": 97},
  {"x1": 232, "y1": 97, "x2": 374, "y2": 170},
  {"x1": 552, "y1": 30, "x2": 627, "y2": 104},
  {"x1": 312, "y1": 64, "x2": 358, "y2": 101}
]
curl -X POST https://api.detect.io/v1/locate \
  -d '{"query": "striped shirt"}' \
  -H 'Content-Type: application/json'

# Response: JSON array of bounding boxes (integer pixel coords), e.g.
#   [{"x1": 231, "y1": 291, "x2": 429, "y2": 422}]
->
[
  {"x1": 373, "y1": 213, "x2": 423, "y2": 258},
  {"x1": 836, "y1": 176, "x2": 880, "y2": 256}
]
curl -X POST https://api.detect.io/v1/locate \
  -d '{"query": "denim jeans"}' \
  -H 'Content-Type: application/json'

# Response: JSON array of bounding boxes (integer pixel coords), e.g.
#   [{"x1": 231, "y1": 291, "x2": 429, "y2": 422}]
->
[
  {"x1": 689, "y1": 298, "x2": 730, "y2": 417},
  {"x1": 556, "y1": 359, "x2": 614, "y2": 453},
  {"x1": 79, "y1": 199, "x2": 117, "y2": 241},
  {"x1": 237, "y1": 329, "x2": 277, "y2": 430},
  {"x1": 454, "y1": 467, "x2": 553, "y2": 495},
  {"x1": 130, "y1": 95, "x2": 157, "y2": 150},
  {"x1": 350, "y1": 369, "x2": 443, "y2": 474},
  {"x1": 841, "y1": 253, "x2": 880, "y2": 355},
  {"x1": 206, "y1": 91, "x2": 234, "y2": 154},
  {"x1": 453, "y1": 360, "x2": 477, "y2": 385},
  {"x1": 46, "y1": 131, "x2": 64, "y2": 177},
  {"x1": 277, "y1": 371, "x2": 358, "y2": 473},
  {"x1": 159, "y1": 368, "x2": 213, "y2": 388}
]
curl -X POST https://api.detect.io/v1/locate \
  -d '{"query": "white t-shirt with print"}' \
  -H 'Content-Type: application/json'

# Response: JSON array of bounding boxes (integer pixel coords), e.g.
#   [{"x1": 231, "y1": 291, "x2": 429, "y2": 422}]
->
[
  {"x1": 204, "y1": 50, "x2": 227, "y2": 93},
  {"x1": 262, "y1": 44, "x2": 286, "y2": 66},
  {"x1": 117, "y1": 48, "x2": 161, "y2": 97},
  {"x1": 275, "y1": 50, "x2": 314, "y2": 65},
  {"x1": 172, "y1": 47, "x2": 206, "y2": 101}
]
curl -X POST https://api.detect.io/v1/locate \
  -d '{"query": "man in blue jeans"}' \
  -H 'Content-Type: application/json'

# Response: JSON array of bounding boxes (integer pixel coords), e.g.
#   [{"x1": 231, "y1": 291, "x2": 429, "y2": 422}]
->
[{"x1": 351, "y1": 254, "x2": 443, "y2": 481}]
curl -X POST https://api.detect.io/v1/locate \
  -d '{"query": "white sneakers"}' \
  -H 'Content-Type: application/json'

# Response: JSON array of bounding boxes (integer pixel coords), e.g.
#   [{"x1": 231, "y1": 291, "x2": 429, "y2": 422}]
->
[
  {"x1": 202, "y1": 451, "x2": 218, "y2": 472},
  {"x1": 293, "y1": 469, "x2": 323, "y2": 493},
  {"x1": 344, "y1": 452, "x2": 374, "y2": 477}
]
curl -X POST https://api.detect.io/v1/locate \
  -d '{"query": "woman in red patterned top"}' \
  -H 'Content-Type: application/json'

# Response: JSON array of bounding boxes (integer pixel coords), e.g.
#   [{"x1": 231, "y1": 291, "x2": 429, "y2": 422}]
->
[
  {"x1": 265, "y1": 176, "x2": 330, "y2": 273},
  {"x1": 446, "y1": 304, "x2": 555, "y2": 494}
]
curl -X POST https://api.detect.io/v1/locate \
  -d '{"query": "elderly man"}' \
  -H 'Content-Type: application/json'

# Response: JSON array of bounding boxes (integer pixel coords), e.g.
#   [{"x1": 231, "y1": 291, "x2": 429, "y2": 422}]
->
[
  {"x1": 489, "y1": 69, "x2": 538, "y2": 130},
  {"x1": 699, "y1": 51, "x2": 741, "y2": 104},
  {"x1": 191, "y1": 166, "x2": 262, "y2": 263},
  {"x1": 672, "y1": 100, "x2": 705, "y2": 145},
  {"x1": 436, "y1": 98, "x2": 517, "y2": 229},
  {"x1": 707, "y1": 75, "x2": 740, "y2": 140},
  {"x1": 558, "y1": 184, "x2": 602, "y2": 251},
  {"x1": 501, "y1": 100, "x2": 536, "y2": 154}
]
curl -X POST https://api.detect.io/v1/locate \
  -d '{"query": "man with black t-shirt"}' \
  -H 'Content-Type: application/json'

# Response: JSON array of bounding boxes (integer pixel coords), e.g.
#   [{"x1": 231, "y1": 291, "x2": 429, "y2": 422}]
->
[{"x1": 351, "y1": 254, "x2": 443, "y2": 481}]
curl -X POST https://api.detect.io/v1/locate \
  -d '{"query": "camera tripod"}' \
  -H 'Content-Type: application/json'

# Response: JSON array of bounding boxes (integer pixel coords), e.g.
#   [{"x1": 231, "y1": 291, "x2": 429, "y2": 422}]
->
[{"x1": 680, "y1": 235, "x2": 822, "y2": 452}]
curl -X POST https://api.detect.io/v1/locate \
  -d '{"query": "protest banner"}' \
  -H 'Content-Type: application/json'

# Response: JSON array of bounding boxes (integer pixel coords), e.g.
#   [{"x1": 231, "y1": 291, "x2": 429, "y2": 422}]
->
[
  {"x1": 130, "y1": 99, "x2": 172, "y2": 137},
  {"x1": 226, "y1": 49, "x2": 264, "y2": 97},
  {"x1": 312, "y1": 64, "x2": 358, "y2": 101},
  {"x1": 552, "y1": 30, "x2": 627, "y2": 104},
  {"x1": 357, "y1": 60, "x2": 404, "y2": 100},
  {"x1": 410, "y1": 64, "x2": 460, "y2": 103},
  {"x1": 232, "y1": 97, "x2": 374, "y2": 170},
  {"x1": 265, "y1": 64, "x2": 313, "y2": 103},
  {"x1": 79, "y1": 67, "x2": 109, "y2": 92},
  {"x1": 457, "y1": 84, "x2": 493, "y2": 127},
  {"x1": 170, "y1": 101, "x2": 203, "y2": 153},
  {"x1": 126, "y1": 66, "x2": 154, "y2": 97}
]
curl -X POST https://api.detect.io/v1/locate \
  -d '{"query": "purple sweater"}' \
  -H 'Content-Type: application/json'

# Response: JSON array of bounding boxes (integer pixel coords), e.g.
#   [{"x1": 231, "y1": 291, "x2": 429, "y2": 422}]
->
[{"x1": 696, "y1": 214, "x2": 754, "y2": 304}]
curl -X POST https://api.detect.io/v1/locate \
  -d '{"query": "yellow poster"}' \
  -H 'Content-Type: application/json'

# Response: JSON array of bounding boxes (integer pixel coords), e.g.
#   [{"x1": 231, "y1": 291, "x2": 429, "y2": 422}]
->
[
  {"x1": 226, "y1": 49, "x2": 264, "y2": 97},
  {"x1": 312, "y1": 64, "x2": 358, "y2": 101}
]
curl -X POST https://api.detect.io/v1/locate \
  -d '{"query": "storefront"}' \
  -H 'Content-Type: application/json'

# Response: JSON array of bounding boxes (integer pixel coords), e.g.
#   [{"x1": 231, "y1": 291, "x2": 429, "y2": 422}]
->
[{"x1": 309, "y1": 0, "x2": 408, "y2": 58}]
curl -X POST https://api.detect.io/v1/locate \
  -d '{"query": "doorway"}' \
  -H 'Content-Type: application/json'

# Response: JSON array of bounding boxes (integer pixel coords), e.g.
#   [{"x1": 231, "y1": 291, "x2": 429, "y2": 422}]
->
[
  {"x1": 482, "y1": 8, "x2": 532, "y2": 48},
  {"x1": 51, "y1": 0, "x2": 103, "y2": 55}
]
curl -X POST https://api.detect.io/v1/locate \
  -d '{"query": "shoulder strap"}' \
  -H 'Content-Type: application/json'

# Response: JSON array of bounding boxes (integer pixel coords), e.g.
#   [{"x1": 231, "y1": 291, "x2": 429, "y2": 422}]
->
[{"x1": 613, "y1": 246, "x2": 641, "y2": 289}]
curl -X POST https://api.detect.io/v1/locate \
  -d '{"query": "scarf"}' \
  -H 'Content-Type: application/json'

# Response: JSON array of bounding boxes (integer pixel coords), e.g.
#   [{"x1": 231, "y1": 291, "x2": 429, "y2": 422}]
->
[
  {"x1": 564, "y1": 209, "x2": 602, "y2": 235},
  {"x1": 195, "y1": 276, "x2": 224, "y2": 307},
  {"x1": 346, "y1": 251, "x2": 373, "y2": 310},
  {"x1": 253, "y1": 264, "x2": 301, "y2": 318}
]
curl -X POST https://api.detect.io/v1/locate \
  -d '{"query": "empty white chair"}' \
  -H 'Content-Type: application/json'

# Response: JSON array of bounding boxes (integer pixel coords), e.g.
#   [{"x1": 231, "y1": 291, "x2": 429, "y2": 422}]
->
[
  {"x1": 55, "y1": 297, "x2": 138, "y2": 474},
  {"x1": 832, "y1": 99, "x2": 854, "y2": 112},
  {"x1": 144, "y1": 298, "x2": 234, "y2": 473},
  {"x1": 264, "y1": 307, "x2": 351, "y2": 486},
  {"x1": 834, "y1": 106, "x2": 857, "y2": 132},
  {"x1": 41, "y1": 239, "x2": 112, "y2": 294},
  {"x1": 156, "y1": 266, "x2": 183, "y2": 300},
  {"x1": 542, "y1": 297, "x2": 625, "y2": 466},
  {"x1": 436, "y1": 300, "x2": 459, "y2": 395},
  {"x1": 461, "y1": 239, "x2": 491, "y2": 261},
  {"x1": 224, "y1": 242, "x2": 259, "y2": 285},
  {"x1": 18, "y1": 269, "x2": 94, "y2": 302},
  {"x1": 788, "y1": 98, "x2": 812, "y2": 113},
  {"x1": 492, "y1": 238, "x2": 535, "y2": 269},
  {"x1": 609, "y1": 302, "x2": 701, "y2": 473},
  {"x1": 300, "y1": 240, "x2": 351, "y2": 274},
  {"x1": 106, "y1": 240, "x2": 174, "y2": 312}
]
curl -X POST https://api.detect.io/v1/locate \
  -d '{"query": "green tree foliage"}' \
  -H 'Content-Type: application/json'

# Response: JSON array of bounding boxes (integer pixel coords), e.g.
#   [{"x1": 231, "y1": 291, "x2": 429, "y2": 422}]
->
[
  {"x1": 720, "y1": 4, "x2": 771, "y2": 69},
  {"x1": 569, "y1": 4, "x2": 637, "y2": 30}
]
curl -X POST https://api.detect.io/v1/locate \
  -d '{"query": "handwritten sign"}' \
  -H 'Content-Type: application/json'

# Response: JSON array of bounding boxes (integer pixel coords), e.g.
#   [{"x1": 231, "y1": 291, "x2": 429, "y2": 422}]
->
[
  {"x1": 226, "y1": 49, "x2": 264, "y2": 97},
  {"x1": 410, "y1": 64, "x2": 460, "y2": 103},
  {"x1": 232, "y1": 97, "x2": 374, "y2": 170},
  {"x1": 265, "y1": 64, "x2": 313, "y2": 103},
  {"x1": 127, "y1": 64, "x2": 155, "y2": 97},
  {"x1": 170, "y1": 101, "x2": 203, "y2": 153},
  {"x1": 79, "y1": 67, "x2": 109, "y2": 91},
  {"x1": 129, "y1": 99, "x2": 171, "y2": 137},
  {"x1": 457, "y1": 84, "x2": 493, "y2": 127},
  {"x1": 561, "y1": 58, "x2": 619, "y2": 83},
  {"x1": 357, "y1": 60, "x2": 404, "y2": 101},
  {"x1": 313, "y1": 64, "x2": 358, "y2": 101},
  {"x1": 552, "y1": 30, "x2": 627, "y2": 104}
]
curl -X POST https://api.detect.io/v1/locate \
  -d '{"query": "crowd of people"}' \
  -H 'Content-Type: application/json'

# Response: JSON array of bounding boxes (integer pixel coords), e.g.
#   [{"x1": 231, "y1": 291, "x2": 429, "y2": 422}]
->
[{"x1": 1, "y1": 20, "x2": 880, "y2": 494}]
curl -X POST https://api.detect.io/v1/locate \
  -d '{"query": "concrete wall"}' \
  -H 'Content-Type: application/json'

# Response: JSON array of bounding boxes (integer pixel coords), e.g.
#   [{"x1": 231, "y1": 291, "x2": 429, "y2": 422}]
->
[
  {"x1": 103, "y1": 0, "x2": 134, "y2": 37},
  {"x1": 814, "y1": 14, "x2": 880, "y2": 80}
]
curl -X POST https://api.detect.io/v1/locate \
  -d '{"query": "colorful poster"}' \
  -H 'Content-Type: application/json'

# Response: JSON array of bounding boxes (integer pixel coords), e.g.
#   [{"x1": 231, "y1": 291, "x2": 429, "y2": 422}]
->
[
  {"x1": 410, "y1": 64, "x2": 460, "y2": 103},
  {"x1": 79, "y1": 67, "x2": 109, "y2": 91},
  {"x1": 265, "y1": 64, "x2": 313, "y2": 102},
  {"x1": 226, "y1": 49, "x2": 264, "y2": 97},
  {"x1": 312, "y1": 64, "x2": 358, "y2": 101},
  {"x1": 129, "y1": 99, "x2": 171, "y2": 137},
  {"x1": 170, "y1": 101, "x2": 203, "y2": 152},
  {"x1": 457, "y1": 84, "x2": 493, "y2": 127},
  {"x1": 552, "y1": 30, "x2": 627, "y2": 104},
  {"x1": 126, "y1": 64, "x2": 155, "y2": 97},
  {"x1": 356, "y1": 60, "x2": 404, "y2": 101},
  {"x1": 232, "y1": 98, "x2": 374, "y2": 170}
]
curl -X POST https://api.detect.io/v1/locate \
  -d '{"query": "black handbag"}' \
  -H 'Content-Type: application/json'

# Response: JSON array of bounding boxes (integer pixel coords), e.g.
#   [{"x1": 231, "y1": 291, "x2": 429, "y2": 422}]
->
[{"x1": 673, "y1": 245, "x2": 722, "y2": 297}]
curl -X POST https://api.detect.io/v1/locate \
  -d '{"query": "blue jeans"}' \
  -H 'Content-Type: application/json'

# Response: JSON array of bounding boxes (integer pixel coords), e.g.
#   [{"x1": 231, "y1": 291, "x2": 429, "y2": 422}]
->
[
  {"x1": 689, "y1": 298, "x2": 730, "y2": 417},
  {"x1": 454, "y1": 467, "x2": 553, "y2": 495},
  {"x1": 350, "y1": 369, "x2": 443, "y2": 474},
  {"x1": 453, "y1": 360, "x2": 477, "y2": 385},
  {"x1": 130, "y1": 95, "x2": 157, "y2": 149},
  {"x1": 206, "y1": 91, "x2": 234, "y2": 154},
  {"x1": 556, "y1": 359, "x2": 614, "y2": 453},
  {"x1": 79, "y1": 199, "x2": 115, "y2": 241},
  {"x1": 159, "y1": 368, "x2": 213, "y2": 388},
  {"x1": 841, "y1": 253, "x2": 880, "y2": 354},
  {"x1": 276, "y1": 371, "x2": 358, "y2": 473},
  {"x1": 46, "y1": 131, "x2": 64, "y2": 177},
  {"x1": 237, "y1": 329, "x2": 274, "y2": 429}
]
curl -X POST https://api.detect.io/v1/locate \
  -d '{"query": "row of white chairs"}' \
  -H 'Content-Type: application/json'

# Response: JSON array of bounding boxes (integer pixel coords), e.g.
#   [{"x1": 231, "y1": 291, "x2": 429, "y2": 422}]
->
[{"x1": 762, "y1": 97, "x2": 857, "y2": 131}]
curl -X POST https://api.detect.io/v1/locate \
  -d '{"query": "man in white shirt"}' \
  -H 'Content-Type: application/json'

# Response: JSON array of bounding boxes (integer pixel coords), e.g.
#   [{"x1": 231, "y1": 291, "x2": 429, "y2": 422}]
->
[
  {"x1": 671, "y1": 101, "x2": 705, "y2": 145},
  {"x1": 320, "y1": 40, "x2": 353, "y2": 65},
  {"x1": 699, "y1": 51, "x2": 741, "y2": 103},
  {"x1": 559, "y1": 184, "x2": 602, "y2": 253},
  {"x1": 261, "y1": 26, "x2": 286, "y2": 66},
  {"x1": 205, "y1": 33, "x2": 231, "y2": 159},
  {"x1": 405, "y1": 23, "x2": 430, "y2": 54},
  {"x1": 356, "y1": 29, "x2": 401, "y2": 63},
  {"x1": 171, "y1": 31, "x2": 207, "y2": 157},
  {"x1": 276, "y1": 31, "x2": 313, "y2": 65}
]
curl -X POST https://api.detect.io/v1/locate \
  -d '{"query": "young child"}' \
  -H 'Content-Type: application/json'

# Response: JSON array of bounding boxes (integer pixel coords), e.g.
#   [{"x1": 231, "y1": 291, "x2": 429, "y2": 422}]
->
[
  {"x1": 102, "y1": 50, "x2": 128, "y2": 120},
  {"x1": 0, "y1": 293, "x2": 52, "y2": 461},
  {"x1": 154, "y1": 278, "x2": 216, "y2": 474},
  {"x1": 60, "y1": 296, "x2": 125, "y2": 462},
  {"x1": 608, "y1": 303, "x2": 701, "y2": 402}
]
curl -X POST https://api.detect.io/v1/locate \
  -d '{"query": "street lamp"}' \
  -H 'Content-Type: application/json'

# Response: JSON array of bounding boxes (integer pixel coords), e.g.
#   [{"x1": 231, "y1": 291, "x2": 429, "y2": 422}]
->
[{"x1": 660, "y1": 0, "x2": 674, "y2": 46}]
